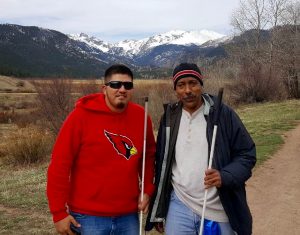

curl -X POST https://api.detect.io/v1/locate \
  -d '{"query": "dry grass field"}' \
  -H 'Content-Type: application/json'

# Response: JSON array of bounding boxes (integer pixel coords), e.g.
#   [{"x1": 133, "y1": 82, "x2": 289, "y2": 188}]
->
[
  {"x1": 0, "y1": 76, "x2": 36, "y2": 111},
  {"x1": 0, "y1": 76, "x2": 35, "y2": 92}
]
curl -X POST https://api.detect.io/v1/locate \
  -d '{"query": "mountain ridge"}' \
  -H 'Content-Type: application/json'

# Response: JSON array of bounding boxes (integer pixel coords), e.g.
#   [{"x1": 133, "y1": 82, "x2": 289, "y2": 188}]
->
[
  {"x1": 0, "y1": 24, "x2": 230, "y2": 78},
  {"x1": 69, "y1": 29, "x2": 226, "y2": 57}
]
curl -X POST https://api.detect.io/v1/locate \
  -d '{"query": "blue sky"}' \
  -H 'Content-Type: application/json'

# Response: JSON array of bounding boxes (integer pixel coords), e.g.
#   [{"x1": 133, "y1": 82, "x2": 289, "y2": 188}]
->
[{"x1": 0, "y1": 0, "x2": 240, "y2": 42}]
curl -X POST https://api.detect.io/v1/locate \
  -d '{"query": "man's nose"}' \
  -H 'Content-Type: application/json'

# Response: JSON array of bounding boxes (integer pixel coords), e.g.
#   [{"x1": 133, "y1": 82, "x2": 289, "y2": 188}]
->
[
  {"x1": 119, "y1": 84, "x2": 127, "y2": 92},
  {"x1": 184, "y1": 84, "x2": 192, "y2": 93}
]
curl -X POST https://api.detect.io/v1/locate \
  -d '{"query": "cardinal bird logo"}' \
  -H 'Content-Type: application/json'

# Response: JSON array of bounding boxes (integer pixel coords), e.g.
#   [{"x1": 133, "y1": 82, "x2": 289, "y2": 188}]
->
[{"x1": 104, "y1": 130, "x2": 138, "y2": 160}]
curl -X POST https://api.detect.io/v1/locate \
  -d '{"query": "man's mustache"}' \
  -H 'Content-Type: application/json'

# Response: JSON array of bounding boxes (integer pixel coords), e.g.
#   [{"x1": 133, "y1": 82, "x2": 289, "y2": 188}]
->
[{"x1": 182, "y1": 94, "x2": 196, "y2": 100}]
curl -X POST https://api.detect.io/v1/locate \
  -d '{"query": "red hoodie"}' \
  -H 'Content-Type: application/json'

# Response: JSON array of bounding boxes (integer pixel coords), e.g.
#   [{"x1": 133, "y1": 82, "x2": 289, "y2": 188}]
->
[{"x1": 47, "y1": 93, "x2": 156, "y2": 222}]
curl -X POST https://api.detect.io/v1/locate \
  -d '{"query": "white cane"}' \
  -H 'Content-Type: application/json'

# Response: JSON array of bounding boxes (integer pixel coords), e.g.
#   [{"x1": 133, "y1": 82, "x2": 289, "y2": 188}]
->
[
  {"x1": 139, "y1": 96, "x2": 148, "y2": 235},
  {"x1": 199, "y1": 88, "x2": 223, "y2": 235}
]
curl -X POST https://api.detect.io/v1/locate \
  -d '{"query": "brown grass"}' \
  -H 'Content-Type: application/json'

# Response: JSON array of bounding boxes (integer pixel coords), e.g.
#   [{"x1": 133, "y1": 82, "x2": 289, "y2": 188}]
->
[
  {"x1": 1, "y1": 125, "x2": 54, "y2": 165},
  {"x1": 0, "y1": 76, "x2": 35, "y2": 93}
]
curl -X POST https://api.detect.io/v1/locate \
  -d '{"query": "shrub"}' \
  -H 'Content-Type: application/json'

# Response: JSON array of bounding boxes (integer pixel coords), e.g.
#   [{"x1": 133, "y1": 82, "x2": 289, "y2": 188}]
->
[
  {"x1": 3, "y1": 88, "x2": 13, "y2": 93},
  {"x1": 16, "y1": 81, "x2": 25, "y2": 87},
  {"x1": 76, "y1": 80, "x2": 102, "y2": 96},
  {"x1": 2, "y1": 126, "x2": 54, "y2": 165},
  {"x1": 33, "y1": 79, "x2": 74, "y2": 135},
  {"x1": 0, "y1": 111, "x2": 15, "y2": 123},
  {"x1": 227, "y1": 62, "x2": 288, "y2": 105},
  {"x1": 14, "y1": 101, "x2": 30, "y2": 109},
  {"x1": 13, "y1": 110, "x2": 40, "y2": 128}
]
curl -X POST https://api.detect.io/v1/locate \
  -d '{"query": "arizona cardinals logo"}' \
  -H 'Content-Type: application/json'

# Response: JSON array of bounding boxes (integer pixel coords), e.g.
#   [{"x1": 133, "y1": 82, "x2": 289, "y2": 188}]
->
[{"x1": 104, "y1": 130, "x2": 138, "y2": 160}]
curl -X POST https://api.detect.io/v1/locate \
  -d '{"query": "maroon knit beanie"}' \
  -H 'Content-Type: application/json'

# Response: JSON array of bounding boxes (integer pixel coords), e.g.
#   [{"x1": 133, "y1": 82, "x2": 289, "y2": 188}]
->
[{"x1": 172, "y1": 63, "x2": 203, "y2": 89}]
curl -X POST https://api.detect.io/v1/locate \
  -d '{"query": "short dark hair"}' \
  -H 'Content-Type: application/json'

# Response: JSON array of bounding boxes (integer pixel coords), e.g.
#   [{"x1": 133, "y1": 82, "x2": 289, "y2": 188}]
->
[{"x1": 104, "y1": 64, "x2": 133, "y2": 82}]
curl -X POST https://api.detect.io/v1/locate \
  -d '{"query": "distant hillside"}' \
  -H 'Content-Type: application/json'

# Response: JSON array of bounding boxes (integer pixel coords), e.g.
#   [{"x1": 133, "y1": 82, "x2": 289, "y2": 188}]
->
[
  {"x1": 0, "y1": 24, "x2": 234, "y2": 78},
  {"x1": 0, "y1": 24, "x2": 112, "y2": 78},
  {"x1": 1, "y1": 24, "x2": 276, "y2": 79},
  {"x1": 0, "y1": 75, "x2": 34, "y2": 92}
]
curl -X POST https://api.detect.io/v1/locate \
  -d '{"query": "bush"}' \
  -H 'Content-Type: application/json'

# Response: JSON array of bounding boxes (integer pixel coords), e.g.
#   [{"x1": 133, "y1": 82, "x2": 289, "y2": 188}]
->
[
  {"x1": 0, "y1": 111, "x2": 14, "y2": 123},
  {"x1": 15, "y1": 101, "x2": 30, "y2": 109},
  {"x1": 75, "y1": 80, "x2": 102, "y2": 96},
  {"x1": 2, "y1": 126, "x2": 54, "y2": 165},
  {"x1": 3, "y1": 88, "x2": 13, "y2": 93},
  {"x1": 227, "y1": 62, "x2": 288, "y2": 105},
  {"x1": 16, "y1": 81, "x2": 25, "y2": 87},
  {"x1": 33, "y1": 79, "x2": 74, "y2": 135},
  {"x1": 13, "y1": 110, "x2": 40, "y2": 128}
]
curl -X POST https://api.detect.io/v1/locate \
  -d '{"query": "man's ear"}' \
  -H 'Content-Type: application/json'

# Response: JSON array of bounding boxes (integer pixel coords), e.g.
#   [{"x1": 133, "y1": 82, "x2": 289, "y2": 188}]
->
[{"x1": 102, "y1": 85, "x2": 107, "y2": 95}]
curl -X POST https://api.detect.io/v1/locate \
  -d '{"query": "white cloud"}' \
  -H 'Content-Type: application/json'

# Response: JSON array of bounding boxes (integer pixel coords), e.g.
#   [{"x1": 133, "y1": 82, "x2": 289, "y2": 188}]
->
[{"x1": 0, "y1": 0, "x2": 240, "y2": 42}]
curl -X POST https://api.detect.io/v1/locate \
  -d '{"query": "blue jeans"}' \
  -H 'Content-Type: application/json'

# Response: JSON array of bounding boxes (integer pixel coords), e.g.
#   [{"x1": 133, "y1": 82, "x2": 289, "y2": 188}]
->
[
  {"x1": 166, "y1": 191, "x2": 236, "y2": 235},
  {"x1": 69, "y1": 211, "x2": 139, "y2": 235}
]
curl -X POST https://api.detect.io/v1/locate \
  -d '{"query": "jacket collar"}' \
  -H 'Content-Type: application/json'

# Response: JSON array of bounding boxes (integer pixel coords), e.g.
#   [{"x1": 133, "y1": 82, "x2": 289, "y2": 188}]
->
[{"x1": 202, "y1": 93, "x2": 214, "y2": 116}]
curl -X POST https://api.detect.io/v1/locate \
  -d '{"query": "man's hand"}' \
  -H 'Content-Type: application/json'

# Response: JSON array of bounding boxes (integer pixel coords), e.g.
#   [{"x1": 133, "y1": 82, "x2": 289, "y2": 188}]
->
[
  {"x1": 154, "y1": 222, "x2": 164, "y2": 233},
  {"x1": 54, "y1": 215, "x2": 80, "y2": 235},
  {"x1": 138, "y1": 193, "x2": 151, "y2": 213},
  {"x1": 204, "y1": 169, "x2": 222, "y2": 189}
]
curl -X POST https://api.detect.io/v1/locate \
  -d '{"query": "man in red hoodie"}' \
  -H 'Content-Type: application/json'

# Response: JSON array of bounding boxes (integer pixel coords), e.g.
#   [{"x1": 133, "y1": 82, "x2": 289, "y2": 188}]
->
[{"x1": 47, "y1": 64, "x2": 156, "y2": 235}]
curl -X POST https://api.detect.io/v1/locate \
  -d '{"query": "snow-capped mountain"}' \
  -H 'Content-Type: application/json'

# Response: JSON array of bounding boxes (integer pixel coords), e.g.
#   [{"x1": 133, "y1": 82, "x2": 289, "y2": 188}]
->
[
  {"x1": 69, "y1": 33, "x2": 112, "y2": 53},
  {"x1": 1, "y1": 24, "x2": 232, "y2": 78},
  {"x1": 69, "y1": 30, "x2": 226, "y2": 57},
  {"x1": 142, "y1": 30, "x2": 225, "y2": 47}
]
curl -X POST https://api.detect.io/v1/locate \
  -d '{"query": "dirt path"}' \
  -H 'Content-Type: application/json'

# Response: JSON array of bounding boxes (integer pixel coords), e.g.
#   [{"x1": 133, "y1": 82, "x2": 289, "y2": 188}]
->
[{"x1": 247, "y1": 124, "x2": 300, "y2": 235}]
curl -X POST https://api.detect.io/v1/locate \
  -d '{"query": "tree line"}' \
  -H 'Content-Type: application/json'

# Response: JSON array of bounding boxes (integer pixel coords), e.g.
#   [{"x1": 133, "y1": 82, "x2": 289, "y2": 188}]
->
[{"x1": 228, "y1": 0, "x2": 299, "y2": 101}]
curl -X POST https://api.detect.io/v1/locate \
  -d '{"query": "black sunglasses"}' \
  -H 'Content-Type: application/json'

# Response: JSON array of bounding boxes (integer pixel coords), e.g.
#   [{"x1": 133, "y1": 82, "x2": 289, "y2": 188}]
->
[{"x1": 105, "y1": 81, "x2": 134, "y2": 90}]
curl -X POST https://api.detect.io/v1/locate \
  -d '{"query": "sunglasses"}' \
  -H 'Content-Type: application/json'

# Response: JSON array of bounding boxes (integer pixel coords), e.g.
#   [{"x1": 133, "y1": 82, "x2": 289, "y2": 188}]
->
[{"x1": 105, "y1": 81, "x2": 134, "y2": 90}]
